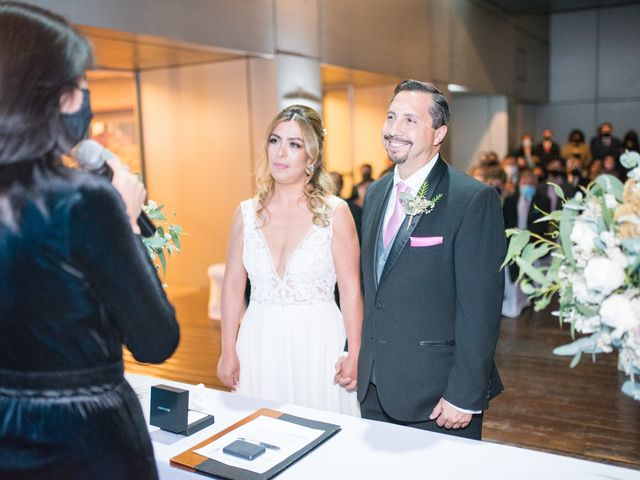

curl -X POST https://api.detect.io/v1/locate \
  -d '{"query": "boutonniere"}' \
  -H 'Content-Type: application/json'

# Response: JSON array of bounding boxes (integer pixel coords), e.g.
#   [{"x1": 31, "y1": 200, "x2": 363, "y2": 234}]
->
[{"x1": 399, "y1": 181, "x2": 443, "y2": 229}]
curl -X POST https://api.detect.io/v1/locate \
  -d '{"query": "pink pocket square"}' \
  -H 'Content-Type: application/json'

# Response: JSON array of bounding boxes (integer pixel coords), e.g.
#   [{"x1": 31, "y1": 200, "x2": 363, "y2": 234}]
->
[{"x1": 410, "y1": 236, "x2": 443, "y2": 247}]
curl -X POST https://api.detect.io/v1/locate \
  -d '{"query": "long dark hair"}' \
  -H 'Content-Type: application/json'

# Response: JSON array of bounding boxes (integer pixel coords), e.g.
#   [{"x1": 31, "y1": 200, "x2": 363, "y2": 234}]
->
[{"x1": 0, "y1": 2, "x2": 93, "y2": 227}]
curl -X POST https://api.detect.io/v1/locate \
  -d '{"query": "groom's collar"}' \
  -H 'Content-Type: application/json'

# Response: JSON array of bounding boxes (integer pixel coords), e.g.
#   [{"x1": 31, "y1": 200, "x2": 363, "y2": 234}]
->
[{"x1": 393, "y1": 153, "x2": 440, "y2": 194}]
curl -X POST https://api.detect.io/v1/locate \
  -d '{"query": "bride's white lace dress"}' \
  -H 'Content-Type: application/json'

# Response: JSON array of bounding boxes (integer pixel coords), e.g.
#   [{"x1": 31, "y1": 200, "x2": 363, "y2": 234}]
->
[{"x1": 235, "y1": 197, "x2": 360, "y2": 416}]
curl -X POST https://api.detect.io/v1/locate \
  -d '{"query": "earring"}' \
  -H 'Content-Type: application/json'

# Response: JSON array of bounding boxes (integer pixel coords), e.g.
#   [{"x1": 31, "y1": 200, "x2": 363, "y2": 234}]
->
[{"x1": 305, "y1": 163, "x2": 315, "y2": 176}]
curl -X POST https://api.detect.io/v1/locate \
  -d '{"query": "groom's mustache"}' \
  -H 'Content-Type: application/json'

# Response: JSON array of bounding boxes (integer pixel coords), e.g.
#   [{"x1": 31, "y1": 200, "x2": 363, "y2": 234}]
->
[{"x1": 383, "y1": 135, "x2": 412, "y2": 145}]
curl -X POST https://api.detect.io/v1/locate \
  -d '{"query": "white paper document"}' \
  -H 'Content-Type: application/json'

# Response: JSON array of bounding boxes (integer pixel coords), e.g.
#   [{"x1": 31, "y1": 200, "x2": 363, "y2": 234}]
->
[{"x1": 194, "y1": 415, "x2": 324, "y2": 474}]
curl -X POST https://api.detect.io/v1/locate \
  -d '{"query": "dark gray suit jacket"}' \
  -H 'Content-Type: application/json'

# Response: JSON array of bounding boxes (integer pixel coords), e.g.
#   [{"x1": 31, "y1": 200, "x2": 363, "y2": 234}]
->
[{"x1": 357, "y1": 158, "x2": 506, "y2": 422}]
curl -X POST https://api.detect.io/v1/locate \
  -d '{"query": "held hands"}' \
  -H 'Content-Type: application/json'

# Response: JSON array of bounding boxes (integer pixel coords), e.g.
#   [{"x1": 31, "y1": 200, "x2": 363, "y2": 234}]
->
[
  {"x1": 429, "y1": 398, "x2": 472, "y2": 430},
  {"x1": 217, "y1": 351, "x2": 240, "y2": 391},
  {"x1": 333, "y1": 353, "x2": 358, "y2": 392},
  {"x1": 106, "y1": 156, "x2": 145, "y2": 235}
]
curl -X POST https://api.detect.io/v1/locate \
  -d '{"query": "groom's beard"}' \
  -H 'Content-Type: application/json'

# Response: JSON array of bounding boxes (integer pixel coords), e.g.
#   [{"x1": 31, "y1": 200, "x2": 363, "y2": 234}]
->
[{"x1": 383, "y1": 134, "x2": 412, "y2": 165}]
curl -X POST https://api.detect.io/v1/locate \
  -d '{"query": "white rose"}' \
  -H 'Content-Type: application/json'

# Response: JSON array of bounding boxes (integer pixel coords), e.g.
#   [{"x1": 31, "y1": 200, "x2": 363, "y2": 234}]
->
[
  {"x1": 600, "y1": 294, "x2": 639, "y2": 332},
  {"x1": 570, "y1": 221, "x2": 598, "y2": 253},
  {"x1": 584, "y1": 257, "x2": 625, "y2": 295},
  {"x1": 606, "y1": 246, "x2": 629, "y2": 269},
  {"x1": 604, "y1": 193, "x2": 619, "y2": 209}
]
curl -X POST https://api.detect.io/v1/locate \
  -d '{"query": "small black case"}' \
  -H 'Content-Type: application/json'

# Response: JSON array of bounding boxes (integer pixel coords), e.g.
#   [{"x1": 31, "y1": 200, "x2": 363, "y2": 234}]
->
[{"x1": 223, "y1": 440, "x2": 266, "y2": 461}]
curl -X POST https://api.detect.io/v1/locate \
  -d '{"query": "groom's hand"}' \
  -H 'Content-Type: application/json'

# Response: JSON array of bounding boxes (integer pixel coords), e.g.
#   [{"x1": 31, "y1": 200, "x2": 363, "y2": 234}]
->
[{"x1": 429, "y1": 398, "x2": 472, "y2": 430}]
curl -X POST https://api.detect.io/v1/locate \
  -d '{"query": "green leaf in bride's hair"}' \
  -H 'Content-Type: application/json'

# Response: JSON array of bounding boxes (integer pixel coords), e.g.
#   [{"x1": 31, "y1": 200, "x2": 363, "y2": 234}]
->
[
  {"x1": 501, "y1": 229, "x2": 531, "y2": 270},
  {"x1": 171, "y1": 230, "x2": 181, "y2": 250}
]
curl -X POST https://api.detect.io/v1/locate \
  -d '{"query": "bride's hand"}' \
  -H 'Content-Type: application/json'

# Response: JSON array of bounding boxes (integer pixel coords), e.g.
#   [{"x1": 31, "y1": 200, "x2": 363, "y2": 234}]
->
[
  {"x1": 334, "y1": 353, "x2": 358, "y2": 392},
  {"x1": 217, "y1": 352, "x2": 240, "y2": 391}
]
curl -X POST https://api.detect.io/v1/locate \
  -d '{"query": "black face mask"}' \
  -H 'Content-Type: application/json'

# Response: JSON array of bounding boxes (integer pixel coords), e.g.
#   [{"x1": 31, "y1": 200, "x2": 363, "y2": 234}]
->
[
  {"x1": 61, "y1": 89, "x2": 93, "y2": 146},
  {"x1": 570, "y1": 168, "x2": 581, "y2": 176}
]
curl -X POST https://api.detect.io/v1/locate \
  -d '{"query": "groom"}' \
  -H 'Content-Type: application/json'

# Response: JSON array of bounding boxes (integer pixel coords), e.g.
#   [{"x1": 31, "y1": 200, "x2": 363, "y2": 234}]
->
[{"x1": 356, "y1": 80, "x2": 505, "y2": 440}]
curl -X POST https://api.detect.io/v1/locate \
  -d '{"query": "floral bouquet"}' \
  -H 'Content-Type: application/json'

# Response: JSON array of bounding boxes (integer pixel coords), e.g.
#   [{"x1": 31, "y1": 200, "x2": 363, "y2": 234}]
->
[
  {"x1": 503, "y1": 150, "x2": 640, "y2": 400},
  {"x1": 141, "y1": 200, "x2": 184, "y2": 278}
]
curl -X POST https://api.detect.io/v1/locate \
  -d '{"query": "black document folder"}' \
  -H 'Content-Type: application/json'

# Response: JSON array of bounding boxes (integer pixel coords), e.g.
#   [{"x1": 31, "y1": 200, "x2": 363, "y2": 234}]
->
[{"x1": 170, "y1": 408, "x2": 341, "y2": 480}]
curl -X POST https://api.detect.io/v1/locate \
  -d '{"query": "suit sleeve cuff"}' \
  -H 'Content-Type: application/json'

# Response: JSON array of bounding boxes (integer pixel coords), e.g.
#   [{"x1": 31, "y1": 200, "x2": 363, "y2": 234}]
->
[{"x1": 444, "y1": 399, "x2": 482, "y2": 415}]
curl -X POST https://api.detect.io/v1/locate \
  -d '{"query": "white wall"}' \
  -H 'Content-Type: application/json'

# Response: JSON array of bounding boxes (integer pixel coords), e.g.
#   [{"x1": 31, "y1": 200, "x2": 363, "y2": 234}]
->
[
  {"x1": 139, "y1": 58, "x2": 277, "y2": 291},
  {"x1": 450, "y1": 94, "x2": 508, "y2": 172},
  {"x1": 532, "y1": 4, "x2": 640, "y2": 146}
]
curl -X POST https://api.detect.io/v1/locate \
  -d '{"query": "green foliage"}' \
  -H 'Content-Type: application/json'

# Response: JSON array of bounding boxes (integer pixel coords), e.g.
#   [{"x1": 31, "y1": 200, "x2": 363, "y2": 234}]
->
[{"x1": 141, "y1": 200, "x2": 184, "y2": 278}]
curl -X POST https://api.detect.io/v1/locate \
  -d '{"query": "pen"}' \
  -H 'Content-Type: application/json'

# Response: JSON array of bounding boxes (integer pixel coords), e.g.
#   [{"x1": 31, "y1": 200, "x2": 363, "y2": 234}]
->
[{"x1": 238, "y1": 437, "x2": 281, "y2": 451}]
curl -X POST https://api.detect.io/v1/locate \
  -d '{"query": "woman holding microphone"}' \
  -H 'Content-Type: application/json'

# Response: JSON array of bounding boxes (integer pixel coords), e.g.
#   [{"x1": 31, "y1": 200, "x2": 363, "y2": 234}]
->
[{"x1": 0, "y1": 3, "x2": 179, "y2": 479}]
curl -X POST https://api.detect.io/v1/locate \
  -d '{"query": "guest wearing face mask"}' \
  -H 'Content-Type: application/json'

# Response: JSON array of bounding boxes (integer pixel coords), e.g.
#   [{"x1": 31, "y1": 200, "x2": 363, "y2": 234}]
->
[
  {"x1": 501, "y1": 170, "x2": 550, "y2": 318},
  {"x1": 533, "y1": 128, "x2": 560, "y2": 169},
  {"x1": 560, "y1": 129, "x2": 591, "y2": 169},
  {"x1": 512, "y1": 133, "x2": 539, "y2": 169},
  {"x1": 565, "y1": 155, "x2": 590, "y2": 195},
  {"x1": 544, "y1": 158, "x2": 571, "y2": 211},
  {"x1": 0, "y1": 4, "x2": 179, "y2": 479},
  {"x1": 591, "y1": 122, "x2": 623, "y2": 162}
]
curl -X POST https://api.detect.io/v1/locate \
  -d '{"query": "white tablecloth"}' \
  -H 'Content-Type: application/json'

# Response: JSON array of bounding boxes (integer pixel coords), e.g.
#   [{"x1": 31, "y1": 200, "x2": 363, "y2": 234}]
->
[{"x1": 126, "y1": 373, "x2": 639, "y2": 480}]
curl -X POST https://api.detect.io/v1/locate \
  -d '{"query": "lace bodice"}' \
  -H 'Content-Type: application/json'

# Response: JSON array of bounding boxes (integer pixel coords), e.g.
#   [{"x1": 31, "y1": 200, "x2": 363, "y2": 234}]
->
[{"x1": 241, "y1": 197, "x2": 342, "y2": 305}]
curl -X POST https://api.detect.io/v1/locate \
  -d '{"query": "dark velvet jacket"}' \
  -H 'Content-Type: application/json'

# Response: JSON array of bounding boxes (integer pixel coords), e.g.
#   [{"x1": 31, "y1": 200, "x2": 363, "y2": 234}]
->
[{"x1": 0, "y1": 168, "x2": 179, "y2": 479}]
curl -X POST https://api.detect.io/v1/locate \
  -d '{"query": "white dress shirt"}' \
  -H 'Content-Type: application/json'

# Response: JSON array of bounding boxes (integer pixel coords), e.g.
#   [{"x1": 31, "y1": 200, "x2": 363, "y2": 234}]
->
[{"x1": 383, "y1": 155, "x2": 481, "y2": 416}]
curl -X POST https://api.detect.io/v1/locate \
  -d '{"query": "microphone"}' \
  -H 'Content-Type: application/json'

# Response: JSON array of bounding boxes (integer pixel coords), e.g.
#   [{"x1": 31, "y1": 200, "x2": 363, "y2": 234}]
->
[{"x1": 73, "y1": 139, "x2": 157, "y2": 238}]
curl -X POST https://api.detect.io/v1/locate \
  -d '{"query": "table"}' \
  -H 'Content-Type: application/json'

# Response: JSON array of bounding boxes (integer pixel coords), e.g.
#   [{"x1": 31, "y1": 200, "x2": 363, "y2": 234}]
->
[{"x1": 127, "y1": 373, "x2": 639, "y2": 480}]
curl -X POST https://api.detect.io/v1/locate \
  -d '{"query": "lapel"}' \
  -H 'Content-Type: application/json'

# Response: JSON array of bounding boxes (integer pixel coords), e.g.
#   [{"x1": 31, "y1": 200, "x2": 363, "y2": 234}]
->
[
  {"x1": 370, "y1": 175, "x2": 394, "y2": 288},
  {"x1": 378, "y1": 158, "x2": 448, "y2": 286}
]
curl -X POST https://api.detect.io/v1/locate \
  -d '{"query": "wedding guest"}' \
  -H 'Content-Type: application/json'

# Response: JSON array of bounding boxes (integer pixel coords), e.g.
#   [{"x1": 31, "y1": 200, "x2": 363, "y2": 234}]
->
[
  {"x1": 502, "y1": 170, "x2": 551, "y2": 318},
  {"x1": 566, "y1": 155, "x2": 590, "y2": 194},
  {"x1": 623, "y1": 130, "x2": 639, "y2": 153},
  {"x1": 603, "y1": 154, "x2": 622, "y2": 179},
  {"x1": 217, "y1": 105, "x2": 361, "y2": 415},
  {"x1": 0, "y1": 3, "x2": 179, "y2": 479},
  {"x1": 591, "y1": 122, "x2": 623, "y2": 161},
  {"x1": 560, "y1": 129, "x2": 591, "y2": 168},
  {"x1": 533, "y1": 128, "x2": 560, "y2": 168},
  {"x1": 589, "y1": 158, "x2": 604, "y2": 181},
  {"x1": 545, "y1": 158, "x2": 571, "y2": 211},
  {"x1": 512, "y1": 133, "x2": 538, "y2": 168}
]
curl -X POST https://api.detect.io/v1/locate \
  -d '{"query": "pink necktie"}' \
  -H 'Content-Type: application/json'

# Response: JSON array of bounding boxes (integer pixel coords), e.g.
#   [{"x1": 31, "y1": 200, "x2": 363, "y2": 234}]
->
[{"x1": 383, "y1": 182, "x2": 409, "y2": 248}]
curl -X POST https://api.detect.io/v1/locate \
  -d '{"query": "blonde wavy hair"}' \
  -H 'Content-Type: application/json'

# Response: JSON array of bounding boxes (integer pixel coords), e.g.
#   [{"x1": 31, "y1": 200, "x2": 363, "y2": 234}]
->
[{"x1": 255, "y1": 104, "x2": 335, "y2": 227}]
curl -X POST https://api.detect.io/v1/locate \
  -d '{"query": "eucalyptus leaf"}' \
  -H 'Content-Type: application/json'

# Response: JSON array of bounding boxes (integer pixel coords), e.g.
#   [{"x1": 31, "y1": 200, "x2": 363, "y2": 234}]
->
[
  {"x1": 501, "y1": 229, "x2": 531, "y2": 269},
  {"x1": 171, "y1": 231, "x2": 181, "y2": 250},
  {"x1": 535, "y1": 210, "x2": 563, "y2": 224},
  {"x1": 620, "y1": 149, "x2": 640, "y2": 169},
  {"x1": 547, "y1": 181, "x2": 566, "y2": 202},
  {"x1": 534, "y1": 294, "x2": 552, "y2": 311},
  {"x1": 515, "y1": 257, "x2": 547, "y2": 285},
  {"x1": 595, "y1": 174, "x2": 624, "y2": 202},
  {"x1": 575, "y1": 302, "x2": 599, "y2": 317},
  {"x1": 519, "y1": 279, "x2": 537, "y2": 295},
  {"x1": 569, "y1": 350, "x2": 583, "y2": 368},
  {"x1": 559, "y1": 208, "x2": 577, "y2": 266},
  {"x1": 158, "y1": 251, "x2": 167, "y2": 277}
]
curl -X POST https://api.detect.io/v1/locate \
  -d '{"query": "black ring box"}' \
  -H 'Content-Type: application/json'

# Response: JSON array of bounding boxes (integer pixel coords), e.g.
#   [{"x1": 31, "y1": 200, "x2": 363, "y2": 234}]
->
[{"x1": 150, "y1": 384, "x2": 215, "y2": 436}]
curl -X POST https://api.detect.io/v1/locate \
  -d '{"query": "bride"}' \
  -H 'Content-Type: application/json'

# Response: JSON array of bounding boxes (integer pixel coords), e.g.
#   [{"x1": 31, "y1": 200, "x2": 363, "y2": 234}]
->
[{"x1": 217, "y1": 105, "x2": 361, "y2": 415}]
